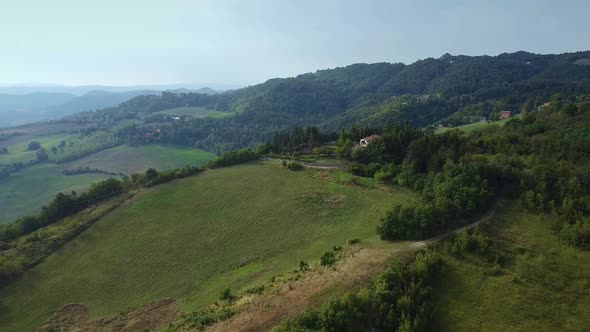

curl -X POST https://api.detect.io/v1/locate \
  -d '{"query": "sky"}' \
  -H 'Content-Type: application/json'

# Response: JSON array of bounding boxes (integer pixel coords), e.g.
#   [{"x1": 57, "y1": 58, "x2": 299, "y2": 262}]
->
[{"x1": 1, "y1": 0, "x2": 589, "y2": 87}]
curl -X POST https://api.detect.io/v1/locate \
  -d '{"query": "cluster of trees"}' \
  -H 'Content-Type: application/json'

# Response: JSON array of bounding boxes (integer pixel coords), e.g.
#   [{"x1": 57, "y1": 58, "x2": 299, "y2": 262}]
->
[
  {"x1": 0, "y1": 178, "x2": 124, "y2": 244},
  {"x1": 377, "y1": 161, "x2": 490, "y2": 240},
  {"x1": 264, "y1": 126, "x2": 334, "y2": 154},
  {"x1": 46, "y1": 131, "x2": 120, "y2": 163},
  {"x1": 338, "y1": 122, "x2": 424, "y2": 164},
  {"x1": 444, "y1": 228, "x2": 493, "y2": 259},
  {"x1": 276, "y1": 251, "x2": 442, "y2": 332},
  {"x1": 130, "y1": 164, "x2": 202, "y2": 187},
  {"x1": 27, "y1": 141, "x2": 41, "y2": 150},
  {"x1": 62, "y1": 167, "x2": 125, "y2": 177},
  {"x1": 210, "y1": 148, "x2": 259, "y2": 168},
  {"x1": 338, "y1": 96, "x2": 590, "y2": 245},
  {"x1": 0, "y1": 160, "x2": 39, "y2": 179}
]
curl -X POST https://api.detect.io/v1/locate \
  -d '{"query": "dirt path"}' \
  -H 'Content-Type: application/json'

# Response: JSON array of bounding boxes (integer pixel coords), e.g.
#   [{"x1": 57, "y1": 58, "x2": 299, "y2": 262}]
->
[
  {"x1": 206, "y1": 204, "x2": 497, "y2": 332},
  {"x1": 411, "y1": 203, "x2": 497, "y2": 248},
  {"x1": 261, "y1": 158, "x2": 347, "y2": 170},
  {"x1": 207, "y1": 246, "x2": 403, "y2": 332}
]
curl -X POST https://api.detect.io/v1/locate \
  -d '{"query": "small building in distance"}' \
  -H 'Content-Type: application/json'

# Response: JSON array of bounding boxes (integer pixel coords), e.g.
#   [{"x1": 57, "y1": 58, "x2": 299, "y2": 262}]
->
[
  {"x1": 360, "y1": 134, "x2": 380, "y2": 148},
  {"x1": 500, "y1": 111, "x2": 512, "y2": 120}
]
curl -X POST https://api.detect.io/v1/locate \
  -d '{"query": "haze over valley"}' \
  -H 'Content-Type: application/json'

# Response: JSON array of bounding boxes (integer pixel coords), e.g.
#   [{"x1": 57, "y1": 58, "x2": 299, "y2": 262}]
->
[{"x1": 1, "y1": 1, "x2": 590, "y2": 331}]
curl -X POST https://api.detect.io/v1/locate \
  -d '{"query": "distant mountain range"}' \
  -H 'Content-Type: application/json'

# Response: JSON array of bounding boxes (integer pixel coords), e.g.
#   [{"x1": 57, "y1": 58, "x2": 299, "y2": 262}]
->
[
  {"x1": 90, "y1": 50, "x2": 590, "y2": 151},
  {"x1": 0, "y1": 86, "x2": 222, "y2": 127},
  {"x1": 0, "y1": 84, "x2": 237, "y2": 96}
]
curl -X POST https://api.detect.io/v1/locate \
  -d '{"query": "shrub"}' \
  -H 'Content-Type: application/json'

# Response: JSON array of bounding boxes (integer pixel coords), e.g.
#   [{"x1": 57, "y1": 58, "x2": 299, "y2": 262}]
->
[
  {"x1": 35, "y1": 148, "x2": 49, "y2": 161},
  {"x1": 320, "y1": 251, "x2": 336, "y2": 266},
  {"x1": 374, "y1": 163, "x2": 399, "y2": 182},
  {"x1": 220, "y1": 288, "x2": 233, "y2": 300},
  {"x1": 245, "y1": 285, "x2": 265, "y2": 294},
  {"x1": 347, "y1": 238, "x2": 360, "y2": 245},
  {"x1": 299, "y1": 260, "x2": 309, "y2": 272},
  {"x1": 312, "y1": 147, "x2": 329, "y2": 155},
  {"x1": 444, "y1": 229, "x2": 492, "y2": 258},
  {"x1": 287, "y1": 161, "x2": 304, "y2": 171},
  {"x1": 27, "y1": 141, "x2": 41, "y2": 150},
  {"x1": 484, "y1": 263, "x2": 503, "y2": 276}
]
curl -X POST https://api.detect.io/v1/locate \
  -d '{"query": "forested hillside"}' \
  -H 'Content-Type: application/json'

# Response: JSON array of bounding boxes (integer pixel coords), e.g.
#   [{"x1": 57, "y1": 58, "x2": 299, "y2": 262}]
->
[{"x1": 81, "y1": 51, "x2": 590, "y2": 152}]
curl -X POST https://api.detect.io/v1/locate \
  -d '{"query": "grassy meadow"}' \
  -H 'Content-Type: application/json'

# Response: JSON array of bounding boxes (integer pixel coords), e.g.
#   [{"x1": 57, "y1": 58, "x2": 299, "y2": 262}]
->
[
  {"x1": 0, "y1": 162, "x2": 415, "y2": 331},
  {"x1": 156, "y1": 106, "x2": 234, "y2": 118},
  {"x1": 62, "y1": 144, "x2": 217, "y2": 174},
  {"x1": 435, "y1": 115, "x2": 520, "y2": 134},
  {"x1": 0, "y1": 133, "x2": 76, "y2": 164},
  {"x1": 432, "y1": 202, "x2": 590, "y2": 331},
  {"x1": 0, "y1": 163, "x2": 114, "y2": 223}
]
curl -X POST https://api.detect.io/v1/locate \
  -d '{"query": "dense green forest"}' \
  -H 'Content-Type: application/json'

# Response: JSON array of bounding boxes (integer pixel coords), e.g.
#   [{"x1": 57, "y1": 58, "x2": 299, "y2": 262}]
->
[{"x1": 68, "y1": 51, "x2": 590, "y2": 153}]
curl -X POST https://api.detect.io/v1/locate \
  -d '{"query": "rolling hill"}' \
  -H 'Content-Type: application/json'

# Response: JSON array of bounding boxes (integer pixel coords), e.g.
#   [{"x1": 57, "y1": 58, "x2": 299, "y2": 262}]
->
[
  {"x1": 0, "y1": 142, "x2": 216, "y2": 223},
  {"x1": 0, "y1": 162, "x2": 415, "y2": 331},
  {"x1": 0, "y1": 87, "x2": 221, "y2": 127},
  {"x1": 89, "y1": 51, "x2": 590, "y2": 151}
]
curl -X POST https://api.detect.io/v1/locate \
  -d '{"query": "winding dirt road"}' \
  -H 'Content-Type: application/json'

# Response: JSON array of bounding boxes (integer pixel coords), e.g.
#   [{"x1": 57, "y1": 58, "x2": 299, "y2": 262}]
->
[{"x1": 207, "y1": 204, "x2": 498, "y2": 332}]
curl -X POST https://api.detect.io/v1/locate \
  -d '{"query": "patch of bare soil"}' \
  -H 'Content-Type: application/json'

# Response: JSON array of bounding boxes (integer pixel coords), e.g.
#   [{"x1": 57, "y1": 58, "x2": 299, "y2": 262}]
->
[
  {"x1": 206, "y1": 245, "x2": 403, "y2": 332},
  {"x1": 38, "y1": 298, "x2": 181, "y2": 332}
]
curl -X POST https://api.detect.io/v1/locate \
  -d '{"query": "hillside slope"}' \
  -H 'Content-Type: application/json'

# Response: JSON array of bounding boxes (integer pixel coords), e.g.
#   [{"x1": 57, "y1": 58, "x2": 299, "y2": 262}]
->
[
  {"x1": 0, "y1": 162, "x2": 415, "y2": 331},
  {"x1": 432, "y1": 203, "x2": 590, "y2": 331},
  {"x1": 88, "y1": 51, "x2": 590, "y2": 151}
]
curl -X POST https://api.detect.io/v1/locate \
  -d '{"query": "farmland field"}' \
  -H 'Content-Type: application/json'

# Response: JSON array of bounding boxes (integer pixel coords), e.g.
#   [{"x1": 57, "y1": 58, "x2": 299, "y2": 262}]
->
[
  {"x1": 156, "y1": 106, "x2": 235, "y2": 118},
  {"x1": 431, "y1": 203, "x2": 590, "y2": 331},
  {"x1": 0, "y1": 163, "x2": 115, "y2": 223},
  {"x1": 0, "y1": 133, "x2": 76, "y2": 164},
  {"x1": 0, "y1": 121, "x2": 96, "y2": 136},
  {"x1": 62, "y1": 144, "x2": 217, "y2": 174},
  {"x1": 0, "y1": 162, "x2": 416, "y2": 331}
]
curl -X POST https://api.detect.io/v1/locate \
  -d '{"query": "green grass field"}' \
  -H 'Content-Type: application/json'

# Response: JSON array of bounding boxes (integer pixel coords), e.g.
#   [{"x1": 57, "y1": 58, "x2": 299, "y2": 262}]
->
[
  {"x1": 0, "y1": 162, "x2": 415, "y2": 331},
  {"x1": 435, "y1": 115, "x2": 520, "y2": 134},
  {"x1": 156, "y1": 106, "x2": 234, "y2": 118},
  {"x1": 0, "y1": 133, "x2": 75, "y2": 164},
  {"x1": 432, "y1": 202, "x2": 590, "y2": 331},
  {"x1": 62, "y1": 144, "x2": 217, "y2": 174},
  {"x1": 0, "y1": 163, "x2": 115, "y2": 223}
]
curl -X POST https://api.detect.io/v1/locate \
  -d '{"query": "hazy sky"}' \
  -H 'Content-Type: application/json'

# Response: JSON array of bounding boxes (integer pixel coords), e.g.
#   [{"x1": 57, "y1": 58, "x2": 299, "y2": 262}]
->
[{"x1": 1, "y1": 0, "x2": 589, "y2": 86}]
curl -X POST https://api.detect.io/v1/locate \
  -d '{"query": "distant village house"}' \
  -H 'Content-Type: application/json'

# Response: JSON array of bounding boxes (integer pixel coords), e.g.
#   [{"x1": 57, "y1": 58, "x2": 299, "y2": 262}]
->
[
  {"x1": 500, "y1": 111, "x2": 512, "y2": 120},
  {"x1": 360, "y1": 134, "x2": 379, "y2": 148}
]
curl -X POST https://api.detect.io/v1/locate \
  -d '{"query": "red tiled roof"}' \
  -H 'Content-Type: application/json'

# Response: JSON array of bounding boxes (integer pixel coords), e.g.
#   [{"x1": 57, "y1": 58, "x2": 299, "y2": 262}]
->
[{"x1": 362, "y1": 134, "x2": 379, "y2": 142}]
